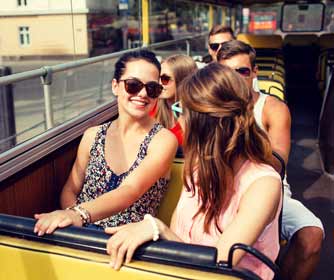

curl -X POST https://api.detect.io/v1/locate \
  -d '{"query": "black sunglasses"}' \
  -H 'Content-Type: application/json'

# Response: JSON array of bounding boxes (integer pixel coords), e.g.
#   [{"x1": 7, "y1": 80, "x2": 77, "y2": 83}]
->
[
  {"x1": 160, "y1": 74, "x2": 173, "y2": 86},
  {"x1": 119, "y1": 78, "x2": 163, "y2": 99},
  {"x1": 234, "y1": 67, "x2": 251, "y2": 77},
  {"x1": 209, "y1": 42, "x2": 224, "y2": 51}
]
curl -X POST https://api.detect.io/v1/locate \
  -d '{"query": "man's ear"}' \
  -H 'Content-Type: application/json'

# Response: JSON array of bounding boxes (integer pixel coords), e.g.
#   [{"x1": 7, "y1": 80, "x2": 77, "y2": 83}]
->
[
  {"x1": 252, "y1": 65, "x2": 258, "y2": 75},
  {"x1": 111, "y1": 78, "x2": 118, "y2": 96}
]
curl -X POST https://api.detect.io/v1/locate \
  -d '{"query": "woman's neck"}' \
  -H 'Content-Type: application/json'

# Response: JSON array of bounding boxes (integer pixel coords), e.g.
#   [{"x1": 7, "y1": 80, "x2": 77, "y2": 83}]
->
[{"x1": 116, "y1": 114, "x2": 153, "y2": 136}]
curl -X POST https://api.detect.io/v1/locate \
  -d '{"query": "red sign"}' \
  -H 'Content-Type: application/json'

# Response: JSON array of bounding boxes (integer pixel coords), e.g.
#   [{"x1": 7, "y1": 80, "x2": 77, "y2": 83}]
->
[{"x1": 249, "y1": 12, "x2": 277, "y2": 32}]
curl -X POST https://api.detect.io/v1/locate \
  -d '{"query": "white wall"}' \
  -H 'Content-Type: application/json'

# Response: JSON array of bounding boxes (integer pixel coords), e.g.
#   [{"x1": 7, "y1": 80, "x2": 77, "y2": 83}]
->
[{"x1": 0, "y1": 0, "x2": 88, "y2": 14}]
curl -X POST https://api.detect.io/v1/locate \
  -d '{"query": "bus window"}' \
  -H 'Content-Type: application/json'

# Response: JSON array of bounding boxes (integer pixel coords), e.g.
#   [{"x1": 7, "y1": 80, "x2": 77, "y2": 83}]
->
[
  {"x1": 282, "y1": 3, "x2": 324, "y2": 32},
  {"x1": 244, "y1": 4, "x2": 281, "y2": 34}
]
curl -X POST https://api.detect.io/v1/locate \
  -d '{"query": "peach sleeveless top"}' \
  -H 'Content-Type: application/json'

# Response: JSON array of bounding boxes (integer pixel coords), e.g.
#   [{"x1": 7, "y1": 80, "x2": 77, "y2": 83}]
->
[{"x1": 172, "y1": 160, "x2": 281, "y2": 280}]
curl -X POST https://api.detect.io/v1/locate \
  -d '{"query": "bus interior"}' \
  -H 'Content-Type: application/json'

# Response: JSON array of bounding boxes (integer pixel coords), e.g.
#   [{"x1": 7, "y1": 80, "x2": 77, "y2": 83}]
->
[{"x1": 0, "y1": 0, "x2": 333, "y2": 279}]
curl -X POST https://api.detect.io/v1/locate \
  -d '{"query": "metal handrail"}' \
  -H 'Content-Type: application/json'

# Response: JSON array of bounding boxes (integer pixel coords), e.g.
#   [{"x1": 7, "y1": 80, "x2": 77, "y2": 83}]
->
[
  {"x1": 0, "y1": 32, "x2": 208, "y2": 130},
  {"x1": 0, "y1": 32, "x2": 208, "y2": 86}
]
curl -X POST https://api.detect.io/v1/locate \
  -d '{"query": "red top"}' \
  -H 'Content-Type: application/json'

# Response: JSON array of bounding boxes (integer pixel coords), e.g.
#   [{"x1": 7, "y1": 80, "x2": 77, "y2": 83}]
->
[
  {"x1": 169, "y1": 121, "x2": 183, "y2": 146},
  {"x1": 149, "y1": 103, "x2": 183, "y2": 146}
]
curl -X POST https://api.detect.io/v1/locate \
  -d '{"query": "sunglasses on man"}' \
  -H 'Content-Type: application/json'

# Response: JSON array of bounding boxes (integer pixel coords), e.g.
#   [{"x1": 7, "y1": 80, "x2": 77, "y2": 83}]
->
[
  {"x1": 209, "y1": 42, "x2": 225, "y2": 51},
  {"x1": 160, "y1": 74, "x2": 173, "y2": 86},
  {"x1": 119, "y1": 78, "x2": 163, "y2": 99},
  {"x1": 234, "y1": 67, "x2": 252, "y2": 77}
]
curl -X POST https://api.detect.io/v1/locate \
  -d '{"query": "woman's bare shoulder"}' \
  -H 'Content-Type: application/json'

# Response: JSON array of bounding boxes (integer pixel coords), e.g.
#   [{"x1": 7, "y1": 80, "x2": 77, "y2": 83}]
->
[
  {"x1": 149, "y1": 126, "x2": 178, "y2": 156},
  {"x1": 78, "y1": 125, "x2": 102, "y2": 151}
]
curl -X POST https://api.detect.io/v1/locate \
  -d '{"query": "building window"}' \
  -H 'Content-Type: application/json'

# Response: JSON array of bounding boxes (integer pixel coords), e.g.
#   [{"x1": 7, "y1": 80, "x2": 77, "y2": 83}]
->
[
  {"x1": 17, "y1": 0, "x2": 28, "y2": 6},
  {"x1": 19, "y1": 27, "x2": 30, "y2": 46}
]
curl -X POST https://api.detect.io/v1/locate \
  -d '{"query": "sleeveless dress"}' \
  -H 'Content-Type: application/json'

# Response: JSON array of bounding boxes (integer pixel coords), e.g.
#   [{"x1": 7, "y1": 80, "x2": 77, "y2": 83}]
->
[
  {"x1": 172, "y1": 160, "x2": 281, "y2": 280},
  {"x1": 76, "y1": 121, "x2": 169, "y2": 229}
]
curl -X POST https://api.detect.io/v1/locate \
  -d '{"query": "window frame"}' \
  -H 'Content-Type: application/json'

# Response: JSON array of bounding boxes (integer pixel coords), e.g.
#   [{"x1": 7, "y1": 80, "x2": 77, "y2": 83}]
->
[
  {"x1": 281, "y1": 2, "x2": 325, "y2": 32},
  {"x1": 17, "y1": 0, "x2": 28, "y2": 7},
  {"x1": 18, "y1": 26, "x2": 30, "y2": 47}
]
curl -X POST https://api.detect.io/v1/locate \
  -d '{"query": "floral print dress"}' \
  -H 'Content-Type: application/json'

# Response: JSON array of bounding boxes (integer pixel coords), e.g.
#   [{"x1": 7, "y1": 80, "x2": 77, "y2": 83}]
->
[{"x1": 76, "y1": 121, "x2": 169, "y2": 228}]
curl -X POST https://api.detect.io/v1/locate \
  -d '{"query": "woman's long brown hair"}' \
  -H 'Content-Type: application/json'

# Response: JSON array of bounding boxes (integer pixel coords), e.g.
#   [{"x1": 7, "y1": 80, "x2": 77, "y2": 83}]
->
[
  {"x1": 178, "y1": 63, "x2": 273, "y2": 233},
  {"x1": 156, "y1": 54, "x2": 197, "y2": 128}
]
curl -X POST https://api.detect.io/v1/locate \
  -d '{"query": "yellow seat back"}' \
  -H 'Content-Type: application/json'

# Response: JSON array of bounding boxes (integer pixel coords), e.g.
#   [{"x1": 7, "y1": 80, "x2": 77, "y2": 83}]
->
[
  {"x1": 257, "y1": 70, "x2": 285, "y2": 85},
  {"x1": 257, "y1": 63, "x2": 285, "y2": 75},
  {"x1": 258, "y1": 80, "x2": 285, "y2": 101},
  {"x1": 157, "y1": 158, "x2": 184, "y2": 226},
  {"x1": 237, "y1": 34, "x2": 283, "y2": 49}
]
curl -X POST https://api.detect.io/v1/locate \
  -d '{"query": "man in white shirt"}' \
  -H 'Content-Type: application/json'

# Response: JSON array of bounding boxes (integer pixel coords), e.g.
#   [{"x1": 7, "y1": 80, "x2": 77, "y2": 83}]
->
[{"x1": 218, "y1": 40, "x2": 324, "y2": 280}]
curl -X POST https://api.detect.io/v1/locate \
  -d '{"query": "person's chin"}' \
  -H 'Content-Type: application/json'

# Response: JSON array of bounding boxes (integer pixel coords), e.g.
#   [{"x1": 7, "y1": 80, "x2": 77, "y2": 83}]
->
[{"x1": 129, "y1": 106, "x2": 151, "y2": 119}]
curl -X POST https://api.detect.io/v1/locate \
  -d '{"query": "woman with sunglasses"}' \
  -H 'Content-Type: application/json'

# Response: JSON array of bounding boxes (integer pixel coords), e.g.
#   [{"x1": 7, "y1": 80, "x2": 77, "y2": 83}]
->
[
  {"x1": 33, "y1": 50, "x2": 178, "y2": 235},
  {"x1": 149, "y1": 55, "x2": 197, "y2": 146},
  {"x1": 105, "y1": 63, "x2": 282, "y2": 280}
]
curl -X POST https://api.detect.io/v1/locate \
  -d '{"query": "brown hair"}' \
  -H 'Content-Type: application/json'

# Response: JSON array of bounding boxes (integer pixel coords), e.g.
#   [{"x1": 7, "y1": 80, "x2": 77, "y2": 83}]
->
[
  {"x1": 156, "y1": 54, "x2": 197, "y2": 128},
  {"x1": 178, "y1": 63, "x2": 272, "y2": 233},
  {"x1": 209, "y1": 25, "x2": 235, "y2": 39},
  {"x1": 217, "y1": 40, "x2": 257, "y2": 68}
]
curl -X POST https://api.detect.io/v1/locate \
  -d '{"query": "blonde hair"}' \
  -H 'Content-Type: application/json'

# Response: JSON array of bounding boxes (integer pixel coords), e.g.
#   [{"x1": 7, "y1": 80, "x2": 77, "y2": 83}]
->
[
  {"x1": 155, "y1": 54, "x2": 197, "y2": 128},
  {"x1": 179, "y1": 63, "x2": 272, "y2": 233}
]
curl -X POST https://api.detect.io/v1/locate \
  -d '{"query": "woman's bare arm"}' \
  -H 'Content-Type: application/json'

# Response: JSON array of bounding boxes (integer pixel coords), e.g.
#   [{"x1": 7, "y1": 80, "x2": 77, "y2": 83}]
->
[
  {"x1": 215, "y1": 176, "x2": 281, "y2": 265},
  {"x1": 60, "y1": 127, "x2": 99, "y2": 208}
]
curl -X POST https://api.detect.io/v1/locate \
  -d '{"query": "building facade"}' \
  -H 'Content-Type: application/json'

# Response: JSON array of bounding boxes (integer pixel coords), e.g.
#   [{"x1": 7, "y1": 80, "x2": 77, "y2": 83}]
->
[{"x1": 0, "y1": 0, "x2": 90, "y2": 57}]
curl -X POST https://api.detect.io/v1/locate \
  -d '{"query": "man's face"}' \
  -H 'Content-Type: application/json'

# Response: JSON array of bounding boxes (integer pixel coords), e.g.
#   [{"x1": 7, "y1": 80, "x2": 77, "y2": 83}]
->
[
  {"x1": 208, "y1": 32, "x2": 234, "y2": 61},
  {"x1": 219, "y1": 54, "x2": 257, "y2": 90}
]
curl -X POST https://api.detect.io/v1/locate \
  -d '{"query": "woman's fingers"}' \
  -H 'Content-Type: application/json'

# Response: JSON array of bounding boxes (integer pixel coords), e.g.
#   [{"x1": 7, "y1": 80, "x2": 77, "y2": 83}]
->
[
  {"x1": 35, "y1": 219, "x2": 51, "y2": 236},
  {"x1": 104, "y1": 227, "x2": 115, "y2": 234},
  {"x1": 114, "y1": 242, "x2": 129, "y2": 270},
  {"x1": 125, "y1": 242, "x2": 138, "y2": 264},
  {"x1": 106, "y1": 220, "x2": 156, "y2": 270},
  {"x1": 34, "y1": 210, "x2": 76, "y2": 235},
  {"x1": 109, "y1": 237, "x2": 122, "y2": 268},
  {"x1": 46, "y1": 219, "x2": 62, "y2": 234},
  {"x1": 105, "y1": 225, "x2": 126, "y2": 234}
]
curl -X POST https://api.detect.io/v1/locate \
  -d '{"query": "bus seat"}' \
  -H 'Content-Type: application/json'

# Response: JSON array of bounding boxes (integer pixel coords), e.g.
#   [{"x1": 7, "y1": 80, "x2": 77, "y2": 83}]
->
[
  {"x1": 318, "y1": 67, "x2": 334, "y2": 175},
  {"x1": 257, "y1": 63, "x2": 285, "y2": 75},
  {"x1": 317, "y1": 33, "x2": 334, "y2": 49},
  {"x1": 283, "y1": 34, "x2": 318, "y2": 47},
  {"x1": 317, "y1": 34, "x2": 334, "y2": 93},
  {"x1": 256, "y1": 57, "x2": 285, "y2": 70},
  {"x1": 258, "y1": 79, "x2": 285, "y2": 101},
  {"x1": 156, "y1": 158, "x2": 184, "y2": 226},
  {"x1": 256, "y1": 57, "x2": 284, "y2": 66},
  {"x1": 237, "y1": 34, "x2": 283, "y2": 49},
  {"x1": 257, "y1": 70, "x2": 285, "y2": 85}
]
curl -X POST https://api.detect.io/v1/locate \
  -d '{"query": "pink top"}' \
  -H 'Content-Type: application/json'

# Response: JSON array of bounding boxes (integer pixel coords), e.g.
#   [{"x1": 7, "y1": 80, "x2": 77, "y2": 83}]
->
[{"x1": 172, "y1": 160, "x2": 281, "y2": 280}]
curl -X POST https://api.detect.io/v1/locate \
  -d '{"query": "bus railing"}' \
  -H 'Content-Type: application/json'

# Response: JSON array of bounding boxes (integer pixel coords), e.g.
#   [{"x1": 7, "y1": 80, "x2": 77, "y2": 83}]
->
[
  {"x1": 0, "y1": 33, "x2": 208, "y2": 180},
  {"x1": 0, "y1": 32, "x2": 208, "y2": 136}
]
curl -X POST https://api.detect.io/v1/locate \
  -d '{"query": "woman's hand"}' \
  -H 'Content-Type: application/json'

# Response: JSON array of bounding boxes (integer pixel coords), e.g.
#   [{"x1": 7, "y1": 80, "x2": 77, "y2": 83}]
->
[
  {"x1": 34, "y1": 209, "x2": 82, "y2": 236},
  {"x1": 105, "y1": 219, "x2": 154, "y2": 270}
]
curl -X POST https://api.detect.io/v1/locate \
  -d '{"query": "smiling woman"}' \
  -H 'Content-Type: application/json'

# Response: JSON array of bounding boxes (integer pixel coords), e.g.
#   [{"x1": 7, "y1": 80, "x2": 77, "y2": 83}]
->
[{"x1": 33, "y1": 50, "x2": 178, "y2": 234}]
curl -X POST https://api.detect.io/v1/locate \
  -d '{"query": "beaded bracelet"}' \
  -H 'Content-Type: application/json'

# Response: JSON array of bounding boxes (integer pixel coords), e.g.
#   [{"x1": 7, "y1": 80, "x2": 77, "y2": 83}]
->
[
  {"x1": 66, "y1": 205, "x2": 91, "y2": 226},
  {"x1": 144, "y1": 214, "x2": 159, "y2": 241}
]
